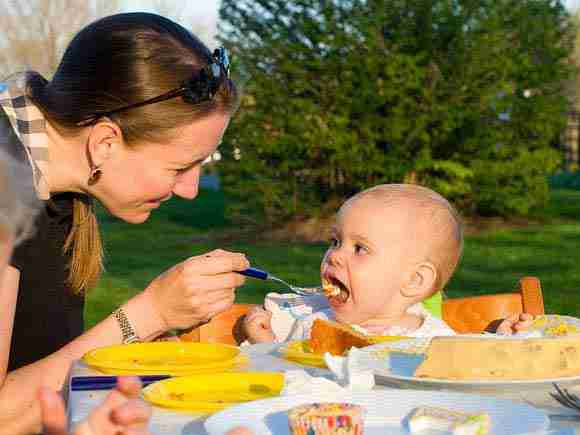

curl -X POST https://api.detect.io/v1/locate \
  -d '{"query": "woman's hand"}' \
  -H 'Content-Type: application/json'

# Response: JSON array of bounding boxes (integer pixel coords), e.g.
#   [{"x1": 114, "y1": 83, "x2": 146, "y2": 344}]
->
[
  {"x1": 39, "y1": 376, "x2": 151, "y2": 435},
  {"x1": 144, "y1": 249, "x2": 249, "y2": 330}
]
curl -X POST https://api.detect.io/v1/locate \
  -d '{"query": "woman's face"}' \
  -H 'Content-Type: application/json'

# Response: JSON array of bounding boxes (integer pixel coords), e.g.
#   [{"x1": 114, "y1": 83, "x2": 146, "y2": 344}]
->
[{"x1": 94, "y1": 112, "x2": 230, "y2": 223}]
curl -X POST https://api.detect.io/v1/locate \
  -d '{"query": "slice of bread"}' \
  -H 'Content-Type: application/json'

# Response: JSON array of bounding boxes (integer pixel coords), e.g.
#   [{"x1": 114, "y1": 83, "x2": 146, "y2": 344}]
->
[{"x1": 309, "y1": 318, "x2": 374, "y2": 356}]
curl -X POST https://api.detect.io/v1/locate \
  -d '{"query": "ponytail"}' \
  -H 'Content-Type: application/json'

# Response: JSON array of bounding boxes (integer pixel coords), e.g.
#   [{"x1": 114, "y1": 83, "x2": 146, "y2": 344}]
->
[{"x1": 27, "y1": 73, "x2": 104, "y2": 295}]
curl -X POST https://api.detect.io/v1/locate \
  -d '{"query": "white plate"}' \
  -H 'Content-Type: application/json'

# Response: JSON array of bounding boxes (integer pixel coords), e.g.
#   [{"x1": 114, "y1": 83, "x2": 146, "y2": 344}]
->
[
  {"x1": 362, "y1": 336, "x2": 580, "y2": 389},
  {"x1": 204, "y1": 389, "x2": 548, "y2": 435}
]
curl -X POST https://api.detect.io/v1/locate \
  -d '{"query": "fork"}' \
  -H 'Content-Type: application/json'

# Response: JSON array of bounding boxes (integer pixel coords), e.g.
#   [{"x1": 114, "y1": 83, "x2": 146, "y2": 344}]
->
[
  {"x1": 551, "y1": 383, "x2": 580, "y2": 412},
  {"x1": 238, "y1": 267, "x2": 323, "y2": 296}
]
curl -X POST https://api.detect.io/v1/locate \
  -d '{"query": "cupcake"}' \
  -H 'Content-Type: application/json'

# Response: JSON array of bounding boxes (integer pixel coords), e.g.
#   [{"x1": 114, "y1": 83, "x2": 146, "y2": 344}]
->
[{"x1": 288, "y1": 402, "x2": 364, "y2": 435}]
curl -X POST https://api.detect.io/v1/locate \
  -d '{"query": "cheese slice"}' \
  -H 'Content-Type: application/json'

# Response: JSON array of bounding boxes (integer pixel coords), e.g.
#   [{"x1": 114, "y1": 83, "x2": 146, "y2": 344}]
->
[{"x1": 414, "y1": 335, "x2": 580, "y2": 380}]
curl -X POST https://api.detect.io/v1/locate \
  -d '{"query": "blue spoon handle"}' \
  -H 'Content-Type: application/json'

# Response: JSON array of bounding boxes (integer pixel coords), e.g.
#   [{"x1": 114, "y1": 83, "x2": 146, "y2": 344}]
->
[{"x1": 238, "y1": 267, "x2": 269, "y2": 280}]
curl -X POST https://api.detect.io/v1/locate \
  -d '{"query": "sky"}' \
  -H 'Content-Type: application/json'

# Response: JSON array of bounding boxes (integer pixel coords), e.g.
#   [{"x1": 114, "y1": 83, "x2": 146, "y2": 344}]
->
[
  {"x1": 125, "y1": 0, "x2": 221, "y2": 20},
  {"x1": 124, "y1": 0, "x2": 222, "y2": 44},
  {"x1": 127, "y1": 0, "x2": 580, "y2": 34}
]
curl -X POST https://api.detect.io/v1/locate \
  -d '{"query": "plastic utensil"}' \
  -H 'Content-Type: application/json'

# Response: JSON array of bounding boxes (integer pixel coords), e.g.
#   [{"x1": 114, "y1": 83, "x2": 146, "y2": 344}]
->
[{"x1": 239, "y1": 267, "x2": 322, "y2": 296}]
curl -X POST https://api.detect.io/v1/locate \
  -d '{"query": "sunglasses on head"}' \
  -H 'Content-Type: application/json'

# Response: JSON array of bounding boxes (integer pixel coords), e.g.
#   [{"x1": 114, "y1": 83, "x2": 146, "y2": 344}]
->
[{"x1": 77, "y1": 47, "x2": 230, "y2": 126}]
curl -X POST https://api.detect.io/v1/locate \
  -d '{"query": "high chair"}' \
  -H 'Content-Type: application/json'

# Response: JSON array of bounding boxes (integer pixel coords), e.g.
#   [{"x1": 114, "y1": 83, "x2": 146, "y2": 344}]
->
[
  {"x1": 178, "y1": 276, "x2": 545, "y2": 344},
  {"x1": 442, "y1": 276, "x2": 544, "y2": 333}
]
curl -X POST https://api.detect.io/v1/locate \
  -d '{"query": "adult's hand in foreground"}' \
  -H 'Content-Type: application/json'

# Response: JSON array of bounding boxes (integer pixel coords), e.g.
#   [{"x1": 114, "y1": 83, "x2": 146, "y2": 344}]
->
[
  {"x1": 39, "y1": 376, "x2": 151, "y2": 435},
  {"x1": 144, "y1": 249, "x2": 249, "y2": 330}
]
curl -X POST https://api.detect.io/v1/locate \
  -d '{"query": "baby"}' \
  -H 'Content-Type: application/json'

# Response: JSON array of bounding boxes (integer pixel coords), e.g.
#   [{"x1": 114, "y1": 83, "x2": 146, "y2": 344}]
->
[
  {"x1": 244, "y1": 184, "x2": 462, "y2": 343},
  {"x1": 243, "y1": 183, "x2": 530, "y2": 343}
]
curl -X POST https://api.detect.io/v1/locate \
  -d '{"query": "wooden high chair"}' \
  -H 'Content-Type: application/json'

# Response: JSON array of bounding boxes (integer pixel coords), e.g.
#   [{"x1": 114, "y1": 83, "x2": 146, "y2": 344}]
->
[
  {"x1": 442, "y1": 276, "x2": 544, "y2": 333},
  {"x1": 178, "y1": 276, "x2": 545, "y2": 344}
]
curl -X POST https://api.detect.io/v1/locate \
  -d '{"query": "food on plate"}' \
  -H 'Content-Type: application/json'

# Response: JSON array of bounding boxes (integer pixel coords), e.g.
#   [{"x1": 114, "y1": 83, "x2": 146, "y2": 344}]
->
[
  {"x1": 408, "y1": 406, "x2": 490, "y2": 435},
  {"x1": 545, "y1": 322, "x2": 579, "y2": 336},
  {"x1": 309, "y1": 319, "x2": 374, "y2": 356},
  {"x1": 414, "y1": 335, "x2": 580, "y2": 380},
  {"x1": 287, "y1": 402, "x2": 364, "y2": 435},
  {"x1": 322, "y1": 278, "x2": 341, "y2": 298},
  {"x1": 530, "y1": 315, "x2": 580, "y2": 337}
]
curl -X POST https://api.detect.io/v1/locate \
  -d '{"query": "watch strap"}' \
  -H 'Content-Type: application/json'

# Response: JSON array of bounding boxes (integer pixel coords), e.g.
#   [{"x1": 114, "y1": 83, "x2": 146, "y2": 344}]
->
[{"x1": 113, "y1": 308, "x2": 140, "y2": 344}]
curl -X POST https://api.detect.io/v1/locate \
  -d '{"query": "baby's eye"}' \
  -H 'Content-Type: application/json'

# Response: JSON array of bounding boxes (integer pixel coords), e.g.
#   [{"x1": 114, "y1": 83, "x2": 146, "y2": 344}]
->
[
  {"x1": 354, "y1": 244, "x2": 368, "y2": 254},
  {"x1": 329, "y1": 237, "x2": 340, "y2": 248}
]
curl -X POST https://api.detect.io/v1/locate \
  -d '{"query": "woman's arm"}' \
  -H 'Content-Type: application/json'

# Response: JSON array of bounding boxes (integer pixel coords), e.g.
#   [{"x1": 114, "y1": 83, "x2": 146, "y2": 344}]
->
[{"x1": 0, "y1": 250, "x2": 248, "y2": 434}]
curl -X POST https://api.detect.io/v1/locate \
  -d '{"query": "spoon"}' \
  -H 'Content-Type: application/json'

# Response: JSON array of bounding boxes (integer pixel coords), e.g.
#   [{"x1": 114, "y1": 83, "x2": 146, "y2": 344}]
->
[{"x1": 238, "y1": 267, "x2": 323, "y2": 296}]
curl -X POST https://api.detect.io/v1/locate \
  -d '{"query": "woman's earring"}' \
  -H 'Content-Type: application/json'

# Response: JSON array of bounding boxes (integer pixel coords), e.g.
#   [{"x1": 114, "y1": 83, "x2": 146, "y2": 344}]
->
[{"x1": 87, "y1": 165, "x2": 102, "y2": 186}]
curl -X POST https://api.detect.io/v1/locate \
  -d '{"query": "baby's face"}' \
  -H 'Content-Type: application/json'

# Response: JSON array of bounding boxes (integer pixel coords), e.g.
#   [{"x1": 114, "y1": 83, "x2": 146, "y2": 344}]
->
[{"x1": 320, "y1": 196, "x2": 415, "y2": 324}]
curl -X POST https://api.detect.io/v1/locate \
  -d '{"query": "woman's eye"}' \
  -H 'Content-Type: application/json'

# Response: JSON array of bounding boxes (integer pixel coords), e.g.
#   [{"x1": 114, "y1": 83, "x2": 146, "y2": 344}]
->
[
  {"x1": 354, "y1": 244, "x2": 368, "y2": 254},
  {"x1": 172, "y1": 167, "x2": 190, "y2": 175}
]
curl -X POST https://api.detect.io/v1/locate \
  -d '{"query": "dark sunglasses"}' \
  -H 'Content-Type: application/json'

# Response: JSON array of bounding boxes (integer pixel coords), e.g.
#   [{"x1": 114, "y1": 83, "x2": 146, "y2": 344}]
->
[{"x1": 77, "y1": 47, "x2": 230, "y2": 126}]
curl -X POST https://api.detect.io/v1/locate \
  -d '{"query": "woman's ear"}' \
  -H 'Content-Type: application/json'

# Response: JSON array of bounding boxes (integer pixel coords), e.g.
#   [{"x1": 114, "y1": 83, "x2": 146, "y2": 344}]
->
[
  {"x1": 401, "y1": 261, "x2": 438, "y2": 299},
  {"x1": 85, "y1": 119, "x2": 123, "y2": 168}
]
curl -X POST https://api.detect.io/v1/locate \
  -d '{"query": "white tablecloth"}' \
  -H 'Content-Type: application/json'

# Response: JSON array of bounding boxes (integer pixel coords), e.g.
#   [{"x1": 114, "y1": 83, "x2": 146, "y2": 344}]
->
[{"x1": 66, "y1": 343, "x2": 580, "y2": 434}]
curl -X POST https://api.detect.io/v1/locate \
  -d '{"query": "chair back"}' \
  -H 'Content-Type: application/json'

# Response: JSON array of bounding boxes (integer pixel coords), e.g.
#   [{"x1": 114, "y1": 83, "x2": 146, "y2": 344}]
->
[
  {"x1": 179, "y1": 277, "x2": 545, "y2": 343},
  {"x1": 179, "y1": 303, "x2": 255, "y2": 345},
  {"x1": 442, "y1": 276, "x2": 544, "y2": 333}
]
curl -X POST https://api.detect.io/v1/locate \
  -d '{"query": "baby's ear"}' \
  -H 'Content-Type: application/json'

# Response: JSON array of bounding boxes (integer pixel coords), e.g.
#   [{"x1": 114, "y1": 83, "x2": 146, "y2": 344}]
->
[{"x1": 401, "y1": 262, "x2": 438, "y2": 299}]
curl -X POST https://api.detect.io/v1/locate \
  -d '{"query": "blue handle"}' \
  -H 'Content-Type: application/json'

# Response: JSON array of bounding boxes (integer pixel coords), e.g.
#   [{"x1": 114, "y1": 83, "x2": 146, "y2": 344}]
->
[
  {"x1": 71, "y1": 375, "x2": 170, "y2": 391},
  {"x1": 238, "y1": 267, "x2": 269, "y2": 280}
]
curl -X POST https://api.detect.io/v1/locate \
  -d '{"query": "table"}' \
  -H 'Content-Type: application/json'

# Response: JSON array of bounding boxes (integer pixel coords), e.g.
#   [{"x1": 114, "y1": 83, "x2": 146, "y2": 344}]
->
[{"x1": 67, "y1": 343, "x2": 580, "y2": 434}]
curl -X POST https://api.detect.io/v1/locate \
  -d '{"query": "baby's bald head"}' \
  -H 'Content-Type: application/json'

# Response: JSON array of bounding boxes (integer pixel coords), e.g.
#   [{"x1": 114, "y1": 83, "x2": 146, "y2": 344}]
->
[{"x1": 341, "y1": 184, "x2": 463, "y2": 293}]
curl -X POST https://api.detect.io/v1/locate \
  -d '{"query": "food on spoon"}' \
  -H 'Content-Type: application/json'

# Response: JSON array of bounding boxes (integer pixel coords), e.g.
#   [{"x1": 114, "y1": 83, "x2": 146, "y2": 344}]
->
[
  {"x1": 414, "y1": 335, "x2": 580, "y2": 380},
  {"x1": 322, "y1": 278, "x2": 341, "y2": 298},
  {"x1": 309, "y1": 319, "x2": 373, "y2": 356},
  {"x1": 288, "y1": 402, "x2": 364, "y2": 435},
  {"x1": 408, "y1": 406, "x2": 490, "y2": 435}
]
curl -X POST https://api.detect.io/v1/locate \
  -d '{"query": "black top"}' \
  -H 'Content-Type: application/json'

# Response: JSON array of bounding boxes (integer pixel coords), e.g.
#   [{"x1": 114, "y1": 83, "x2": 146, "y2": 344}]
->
[{"x1": 1, "y1": 106, "x2": 84, "y2": 371}]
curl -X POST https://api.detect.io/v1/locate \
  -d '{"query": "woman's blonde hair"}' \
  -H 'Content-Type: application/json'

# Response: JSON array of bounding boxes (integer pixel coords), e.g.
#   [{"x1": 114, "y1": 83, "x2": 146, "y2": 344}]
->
[
  {"x1": 0, "y1": 149, "x2": 39, "y2": 246},
  {"x1": 25, "y1": 13, "x2": 238, "y2": 294}
]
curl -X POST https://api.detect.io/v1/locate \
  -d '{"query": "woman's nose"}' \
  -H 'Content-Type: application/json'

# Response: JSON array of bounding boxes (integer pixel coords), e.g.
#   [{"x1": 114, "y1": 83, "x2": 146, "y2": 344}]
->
[{"x1": 172, "y1": 166, "x2": 200, "y2": 200}]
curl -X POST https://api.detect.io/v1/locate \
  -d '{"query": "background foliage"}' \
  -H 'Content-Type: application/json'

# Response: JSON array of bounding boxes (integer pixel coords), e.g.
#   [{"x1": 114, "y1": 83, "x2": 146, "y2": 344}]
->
[{"x1": 218, "y1": 0, "x2": 572, "y2": 223}]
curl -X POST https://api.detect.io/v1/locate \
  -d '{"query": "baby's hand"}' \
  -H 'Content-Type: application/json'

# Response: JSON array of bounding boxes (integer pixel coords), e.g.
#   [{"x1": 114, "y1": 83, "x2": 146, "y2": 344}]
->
[
  {"x1": 243, "y1": 306, "x2": 275, "y2": 343},
  {"x1": 495, "y1": 313, "x2": 535, "y2": 335}
]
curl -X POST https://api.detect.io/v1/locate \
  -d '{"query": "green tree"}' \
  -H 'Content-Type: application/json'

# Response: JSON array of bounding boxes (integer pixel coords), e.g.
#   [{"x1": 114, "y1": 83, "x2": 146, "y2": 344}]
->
[{"x1": 219, "y1": 0, "x2": 572, "y2": 223}]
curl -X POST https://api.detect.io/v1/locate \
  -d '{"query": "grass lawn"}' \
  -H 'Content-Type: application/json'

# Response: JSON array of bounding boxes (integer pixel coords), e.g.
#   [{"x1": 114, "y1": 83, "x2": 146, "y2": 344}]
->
[{"x1": 85, "y1": 188, "x2": 580, "y2": 329}]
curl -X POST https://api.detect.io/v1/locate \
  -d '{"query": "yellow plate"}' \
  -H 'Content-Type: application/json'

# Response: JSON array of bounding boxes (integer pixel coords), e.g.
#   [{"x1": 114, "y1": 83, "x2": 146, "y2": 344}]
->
[
  {"x1": 281, "y1": 336, "x2": 408, "y2": 368},
  {"x1": 281, "y1": 340, "x2": 327, "y2": 368},
  {"x1": 142, "y1": 372, "x2": 284, "y2": 413},
  {"x1": 83, "y1": 342, "x2": 244, "y2": 375}
]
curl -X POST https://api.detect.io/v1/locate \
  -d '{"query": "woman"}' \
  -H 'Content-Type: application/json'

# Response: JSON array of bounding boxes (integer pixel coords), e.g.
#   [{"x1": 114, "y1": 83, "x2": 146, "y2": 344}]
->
[{"x1": 0, "y1": 12, "x2": 248, "y2": 433}]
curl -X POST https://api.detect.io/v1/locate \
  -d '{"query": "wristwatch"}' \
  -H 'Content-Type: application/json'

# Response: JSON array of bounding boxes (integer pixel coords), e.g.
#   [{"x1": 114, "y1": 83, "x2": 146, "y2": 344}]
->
[{"x1": 113, "y1": 308, "x2": 140, "y2": 344}]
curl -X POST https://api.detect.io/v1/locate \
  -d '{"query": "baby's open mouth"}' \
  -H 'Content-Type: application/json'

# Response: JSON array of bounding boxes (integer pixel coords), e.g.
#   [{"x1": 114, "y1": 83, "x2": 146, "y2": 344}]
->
[{"x1": 322, "y1": 276, "x2": 350, "y2": 303}]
